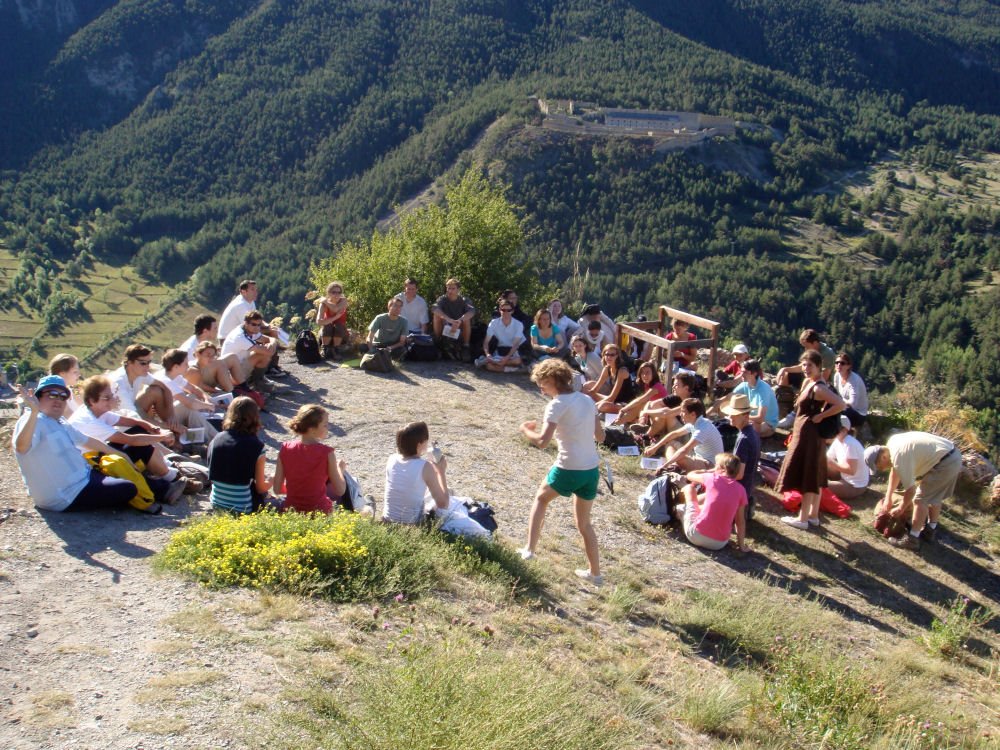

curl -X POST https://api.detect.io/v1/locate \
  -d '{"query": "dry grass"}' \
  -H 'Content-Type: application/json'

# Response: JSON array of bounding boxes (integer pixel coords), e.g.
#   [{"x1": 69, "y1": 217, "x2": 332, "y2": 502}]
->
[{"x1": 27, "y1": 691, "x2": 75, "y2": 728}]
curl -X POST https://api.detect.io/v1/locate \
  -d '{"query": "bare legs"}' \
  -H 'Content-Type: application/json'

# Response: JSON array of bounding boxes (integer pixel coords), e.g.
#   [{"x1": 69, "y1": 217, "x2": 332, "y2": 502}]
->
[{"x1": 523, "y1": 481, "x2": 600, "y2": 577}]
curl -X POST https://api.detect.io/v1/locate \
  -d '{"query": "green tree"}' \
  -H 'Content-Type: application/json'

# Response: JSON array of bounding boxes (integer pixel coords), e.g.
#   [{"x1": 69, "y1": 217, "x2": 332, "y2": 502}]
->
[{"x1": 311, "y1": 170, "x2": 543, "y2": 330}]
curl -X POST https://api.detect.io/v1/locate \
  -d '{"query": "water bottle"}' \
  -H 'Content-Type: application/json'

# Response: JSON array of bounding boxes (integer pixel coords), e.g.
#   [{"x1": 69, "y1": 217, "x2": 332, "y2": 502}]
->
[{"x1": 428, "y1": 441, "x2": 443, "y2": 464}]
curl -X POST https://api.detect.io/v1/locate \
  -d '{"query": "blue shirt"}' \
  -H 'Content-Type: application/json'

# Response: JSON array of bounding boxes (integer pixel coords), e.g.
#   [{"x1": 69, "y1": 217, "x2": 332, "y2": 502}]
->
[
  {"x1": 13, "y1": 413, "x2": 92, "y2": 511},
  {"x1": 735, "y1": 380, "x2": 779, "y2": 428}
]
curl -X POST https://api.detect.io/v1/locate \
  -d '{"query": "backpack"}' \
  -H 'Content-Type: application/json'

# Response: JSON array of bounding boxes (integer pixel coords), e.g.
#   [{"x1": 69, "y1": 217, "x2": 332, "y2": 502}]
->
[
  {"x1": 86, "y1": 453, "x2": 157, "y2": 512},
  {"x1": 713, "y1": 419, "x2": 739, "y2": 452},
  {"x1": 638, "y1": 474, "x2": 675, "y2": 525},
  {"x1": 295, "y1": 329, "x2": 322, "y2": 365},
  {"x1": 233, "y1": 383, "x2": 267, "y2": 410},
  {"x1": 360, "y1": 347, "x2": 394, "y2": 373},
  {"x1": 602, "y1": 424, "x2": 637, "y2": 449},
  {"x1": 404, "y1": 333, "x2": 439, "y2": 362}
]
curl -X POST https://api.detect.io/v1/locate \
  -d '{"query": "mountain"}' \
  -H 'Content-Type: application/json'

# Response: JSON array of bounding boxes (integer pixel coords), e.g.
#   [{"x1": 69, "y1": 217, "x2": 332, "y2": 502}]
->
[{"x1": 1, "y1": 0, "x2": 999, "y2": 446}]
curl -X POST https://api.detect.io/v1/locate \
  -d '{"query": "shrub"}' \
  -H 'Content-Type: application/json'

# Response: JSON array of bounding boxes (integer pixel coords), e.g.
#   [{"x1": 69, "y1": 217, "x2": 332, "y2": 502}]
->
[
  {"x1": 310, "y1": 170, "x2": 547, "y2": 331},
  {"x1": 156, "y1": 511, "x2": 539, "y2": 602},
  {"x1": 922, "y1": 595, "x2": 994, "y2": 659}
]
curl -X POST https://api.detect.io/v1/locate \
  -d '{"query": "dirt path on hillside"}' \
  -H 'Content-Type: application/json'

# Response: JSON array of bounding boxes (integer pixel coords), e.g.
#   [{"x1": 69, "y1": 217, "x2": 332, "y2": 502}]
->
[{"x1": 1, "y1": 358, "x2": 998, "y2": 748}]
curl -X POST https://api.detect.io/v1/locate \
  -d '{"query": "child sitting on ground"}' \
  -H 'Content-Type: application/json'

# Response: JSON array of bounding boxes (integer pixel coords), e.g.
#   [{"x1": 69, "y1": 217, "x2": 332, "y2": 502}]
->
[
  {"x1": 272, "y1": 404, "x2": 358, "y2": 515},
  {"x1": 677, "y1": 453, "x2": 749, "y2": 552},
  {"x1": 208, "y1": 396, "x2": 271, "y2": 514}
]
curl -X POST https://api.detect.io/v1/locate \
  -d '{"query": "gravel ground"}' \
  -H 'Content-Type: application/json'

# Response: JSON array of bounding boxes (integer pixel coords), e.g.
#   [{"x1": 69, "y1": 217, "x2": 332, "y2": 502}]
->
[{"x1": 1, "y1": 356, "x2": 997, "y2": 748}]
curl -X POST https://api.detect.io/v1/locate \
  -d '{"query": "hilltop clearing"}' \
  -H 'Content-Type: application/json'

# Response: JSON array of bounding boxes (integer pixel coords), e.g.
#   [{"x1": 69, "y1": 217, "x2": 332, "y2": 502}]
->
[{"x1": 1, "y1": 358, "x2": 997, "y2": 748}]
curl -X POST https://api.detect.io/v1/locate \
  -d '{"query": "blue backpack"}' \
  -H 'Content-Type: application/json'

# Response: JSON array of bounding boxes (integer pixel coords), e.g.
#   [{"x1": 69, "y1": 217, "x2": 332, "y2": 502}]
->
[{"x1": 637, "y1": 475, "x2": 675, "y2": 525}]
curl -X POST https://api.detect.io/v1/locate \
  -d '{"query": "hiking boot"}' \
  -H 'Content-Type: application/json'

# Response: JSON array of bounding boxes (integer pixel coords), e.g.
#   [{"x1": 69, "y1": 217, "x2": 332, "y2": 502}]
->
[
  {"x1": 889, "y1": 534, "x2": 921, "y2": 551},
  {"x1": 182, "y1": 477, "x2": 204, "y2": 495},
  {"x1": 919, "y1": 524, "x2": 938, "y2": 544},
  {"x1": 266, "y1": 364, "x2": 288, "y2": 378},
  {"x1": 163, "y1": 479, "x2": 186, "y2": 505}
]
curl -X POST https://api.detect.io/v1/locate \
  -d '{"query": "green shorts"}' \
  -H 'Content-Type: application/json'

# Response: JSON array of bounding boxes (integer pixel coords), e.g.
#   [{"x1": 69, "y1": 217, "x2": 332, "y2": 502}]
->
[{"x1": 546, "y1": 465, "x2": 600, "y2": 501}]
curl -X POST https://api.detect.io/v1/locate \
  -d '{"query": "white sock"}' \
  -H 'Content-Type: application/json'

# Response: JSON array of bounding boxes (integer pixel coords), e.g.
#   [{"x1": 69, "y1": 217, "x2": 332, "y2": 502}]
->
[
  {"x1": 164, "y1": 467, "x2": 178, "y2": 482},
  {"x1": 928, "y1": 521, "x2": 938, "y2": 529},
  {"x1": 910, "y1": 529, "x2": 920, "y2": 538}
]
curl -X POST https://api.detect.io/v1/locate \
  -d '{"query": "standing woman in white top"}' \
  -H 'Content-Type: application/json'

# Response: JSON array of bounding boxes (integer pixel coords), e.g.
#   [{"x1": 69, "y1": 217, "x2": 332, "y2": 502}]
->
[
  {"x1": 519, "y1": 359, "x2": 605, "y2": 584},
  {"x1": 382, "y1": 421, "x2": 450, "y2": 525}
]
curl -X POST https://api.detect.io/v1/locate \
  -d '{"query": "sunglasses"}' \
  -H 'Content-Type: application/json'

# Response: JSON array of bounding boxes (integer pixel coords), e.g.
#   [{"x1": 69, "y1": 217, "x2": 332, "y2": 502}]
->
[
  {"x1": 40, "y1": 391, "x2": 70, "y2": 401},
  {"x1": 135, "y1": 359, "x2": 152, "y2": 366}
]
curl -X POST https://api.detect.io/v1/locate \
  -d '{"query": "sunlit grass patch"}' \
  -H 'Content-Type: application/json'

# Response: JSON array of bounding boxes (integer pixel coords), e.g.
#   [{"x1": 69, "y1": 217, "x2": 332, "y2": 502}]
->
[
  {"x1": 156, "y1": 511, "x2": 541, "y2": 604},
  {"x1": 922, "y1": 594, "x2": 994, "y2": 660},
  {"x1": 274, "y1": 638, "x2": 636, "y2": 750},
  {"x1": 28, "y1": 691, "x2": 75, "y2": 728}
]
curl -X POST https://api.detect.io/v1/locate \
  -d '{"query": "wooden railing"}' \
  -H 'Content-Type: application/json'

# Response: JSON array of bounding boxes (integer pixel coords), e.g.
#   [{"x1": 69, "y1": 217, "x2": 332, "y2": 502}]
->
[{"x1": 615, "y1": 306, "x2": 720, "y2": 392}]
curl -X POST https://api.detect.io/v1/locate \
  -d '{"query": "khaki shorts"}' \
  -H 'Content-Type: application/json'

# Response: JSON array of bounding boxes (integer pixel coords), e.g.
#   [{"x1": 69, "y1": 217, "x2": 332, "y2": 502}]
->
[{"x1": 915, "y1": 449, "x2": 961, "y2": 506}]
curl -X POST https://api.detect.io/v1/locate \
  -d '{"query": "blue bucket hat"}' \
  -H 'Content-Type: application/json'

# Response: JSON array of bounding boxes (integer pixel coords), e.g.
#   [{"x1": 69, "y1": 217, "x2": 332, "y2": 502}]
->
[{"x1": 35, "y1": 374, "x2": 71, "y2": 397}]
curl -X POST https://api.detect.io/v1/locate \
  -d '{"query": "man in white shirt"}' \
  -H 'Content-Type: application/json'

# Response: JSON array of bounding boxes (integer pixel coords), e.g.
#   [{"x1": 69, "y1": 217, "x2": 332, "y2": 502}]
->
[
  {"x1": 218, "y1": 280, "x2": 287, "y2": 378},
  {"x1": 477, "y1": 299, "x2": 525, "y2": 372},
  {"x1": 221, "y1": 310, "x2": 279, "y2": 390},
  {"x1": 179, "y1": 314, "x2": 243, "y2": 385},
  {"x1": 217, "y1": 280, "x2": 259, "y2": 340},
  {"x1": 394, "y1": 278, "x2": 430, "y2": 334}
]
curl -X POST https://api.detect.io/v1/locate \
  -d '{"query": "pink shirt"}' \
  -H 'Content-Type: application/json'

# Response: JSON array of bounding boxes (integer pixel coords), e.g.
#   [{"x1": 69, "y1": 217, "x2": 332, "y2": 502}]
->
[
  {"x1": 692, "y1": 473, "x2": 747, "y2": 542},
  {"x1": 279, "y1": 441, "x2": 334, "y2": 514}
]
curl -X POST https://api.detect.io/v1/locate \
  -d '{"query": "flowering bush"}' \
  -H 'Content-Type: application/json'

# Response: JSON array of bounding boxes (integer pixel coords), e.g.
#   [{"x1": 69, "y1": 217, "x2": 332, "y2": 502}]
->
[{"x1": 157, "y1": 511, "x2": 368, "y2": 599}]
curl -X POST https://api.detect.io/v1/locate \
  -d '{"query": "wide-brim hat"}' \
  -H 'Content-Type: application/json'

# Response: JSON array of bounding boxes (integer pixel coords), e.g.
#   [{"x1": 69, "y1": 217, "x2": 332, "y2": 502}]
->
[{"x1": 721, "y1": 393, "x2": 752, "y2": 416}]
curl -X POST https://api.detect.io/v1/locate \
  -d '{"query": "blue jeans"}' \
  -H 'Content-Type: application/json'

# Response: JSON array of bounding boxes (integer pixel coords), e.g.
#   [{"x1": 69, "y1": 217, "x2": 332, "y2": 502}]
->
[{"x1": 64, "y1": 468, "x2": 137, "y2": 512}]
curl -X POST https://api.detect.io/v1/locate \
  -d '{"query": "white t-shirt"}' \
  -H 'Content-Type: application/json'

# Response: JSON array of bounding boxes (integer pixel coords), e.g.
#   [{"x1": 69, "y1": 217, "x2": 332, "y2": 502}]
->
[
  {"x1": 686, "y1": 416, "x2": 725, "y2": 464},
  {"x1": 543, "y1": 391, "x2": 600, "y2": 470},
  {"x1": 485, "y1": 317, "x2": 525, "y2": 349},
  {"x1": 554, "y1": 314, "x2": 580, "y2": 338},
  {"x1": 68, "y1": 406, "x2": 121, "y2": 443},
  {"x1": 395, "y1": 293, "x2": 430, "y2": 333},
  {"x1": 107, "y1": 367, "x2": 154, "y2": 417},
  {"x1": 826, "y1": 434, "x2": 869, "y2": 488},
  {"x1": 13, "y1": 413, "x2": 92, "y2": 511},
  {"x1": 221, "y1": 325, "x2": 259, "y2": 359},
  {"x1": 180, "y1": 334, "x2": 199, "y2": 362},
  {"x1": 383, "y1": 454, "x2": 429, "y2": 525},
  {"x1": 218, "y1": 295, "x2": 255, "y2": 339},
  {"x1": 834, "y1": 370, "x2": 869, "y2": 416},
  {"x1": 154, "y1": 371, "x2": 188, "y2": 397}
]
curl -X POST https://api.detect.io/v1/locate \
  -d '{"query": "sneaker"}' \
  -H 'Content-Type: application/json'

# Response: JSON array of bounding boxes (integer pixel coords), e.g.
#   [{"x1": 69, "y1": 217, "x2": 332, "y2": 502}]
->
[
  {"x1": 776, "y1": 413, "x2": 795, "y2": 430},
  {"x1": 518, "y1": 547, "x2": 535, "y2": 560},
  {"x1": 807, "y1": 517, "x2": 820, "y2": 527},
  {"x1": 574, "y1": 568, "x2": 603, "y2": 586},
  {"x1": 474, "y1": 355, "x2": 487, "y2": 369},
  {"x1": 163, "y1": 479, "x2": 186, "y2": 505},
  {"x1": 256, "y1": 377, "x2": 279, "y2": 392},
  {"x1": 136, "y1": 502, "x2": 163, "y2": 515},
  {"x1": 266, "y1": 365, "x2": 288, "y2": 378},
  {"x1": 781, "y1": 516, "x2": 809, "y2": 530},
  {"x1": 889, "y1": 534, "x2": 921, "y2": 551},
  {"x1": 919, "y1": 525, "x2": 938, "y2": 544}
]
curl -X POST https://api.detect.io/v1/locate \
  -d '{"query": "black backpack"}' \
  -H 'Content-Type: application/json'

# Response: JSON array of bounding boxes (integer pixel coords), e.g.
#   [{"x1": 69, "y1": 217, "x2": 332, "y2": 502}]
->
[{"x1": 295, "y1": 329, "x2": 322, "y2": 365}]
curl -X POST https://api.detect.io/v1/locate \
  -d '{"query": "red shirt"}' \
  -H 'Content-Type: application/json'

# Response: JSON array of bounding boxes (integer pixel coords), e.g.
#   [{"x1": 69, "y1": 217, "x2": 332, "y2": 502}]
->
[
  {"x1": 279, "y1": 440, "x2": 334, "y2": 514},
  {"x1": 666, "y1": 331, "x2": 697, "y2": 368}
]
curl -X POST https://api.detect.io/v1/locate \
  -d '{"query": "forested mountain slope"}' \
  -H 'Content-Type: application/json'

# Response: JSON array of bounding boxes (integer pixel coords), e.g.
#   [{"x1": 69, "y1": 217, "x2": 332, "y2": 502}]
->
[{"x1": 2, "y1": 0, "x2": 999, "y2": 445}]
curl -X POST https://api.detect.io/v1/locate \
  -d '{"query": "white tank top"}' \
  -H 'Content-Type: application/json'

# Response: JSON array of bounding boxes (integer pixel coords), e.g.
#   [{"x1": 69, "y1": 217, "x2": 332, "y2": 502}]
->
[{"x1": 383, "y1": 454, "x2": 428, "y2": 525}]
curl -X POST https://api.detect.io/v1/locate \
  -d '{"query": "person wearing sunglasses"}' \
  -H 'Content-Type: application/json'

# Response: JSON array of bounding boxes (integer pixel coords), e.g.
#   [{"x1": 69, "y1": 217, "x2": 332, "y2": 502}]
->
[
  {"x1": 107, "y1": 344, "x2": 183, "y2": 438},
  {"x1": 221, "y1": 310, "x2": 279, "y2": 391},
  {"x1": 12, "y1": 376, "x2": 150, "y2": 513},
  {"x1": 832, "y1": 351, "x2": 868, "y2": 428},
  {"x1": 477, "y1": 298, "x2": 526, "y2": 373}
]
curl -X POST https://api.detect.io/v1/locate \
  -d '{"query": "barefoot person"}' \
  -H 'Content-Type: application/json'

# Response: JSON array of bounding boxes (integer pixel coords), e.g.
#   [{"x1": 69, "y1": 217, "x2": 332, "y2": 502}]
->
[{"x1": 519, "y1": 359, "x2": 605, "y2": 585}]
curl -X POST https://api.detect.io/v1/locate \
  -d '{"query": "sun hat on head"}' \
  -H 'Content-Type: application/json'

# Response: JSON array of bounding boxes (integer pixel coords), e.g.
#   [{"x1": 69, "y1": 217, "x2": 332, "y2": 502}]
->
[
  {"x1": 732, "y1": 343, "x2": 749, "y2": 355},
  {"x1": 865, "y1": 445, "x2": 885, "y2": 475},
  {"x1": 35, "y1": 374, "x2": 70, "y2": 397},
  {"x1": 720, "y1": 393, "x2": 752, "y2": 416}
]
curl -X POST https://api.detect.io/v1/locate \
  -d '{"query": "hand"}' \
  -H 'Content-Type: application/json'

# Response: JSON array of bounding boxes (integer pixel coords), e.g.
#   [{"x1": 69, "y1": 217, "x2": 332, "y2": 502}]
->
[
  {"x1": 643, "y1": 445, "x2": 658, "y2": 457},
  {"x1": 17, "y1": 385, "x2": 39, "y2": 411},
  {"x1": 434, "y1": 454, "x2": 447, "y2": 472},
  {"x1": 520, "y1": 420, "x2": 537, "y2": 435},
  {"x1": 338, "y1": 458, "x2": 348, "y2": 472},
  {"x1": 811, "y1": 414, "x2": 822, "y2": 424}
]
